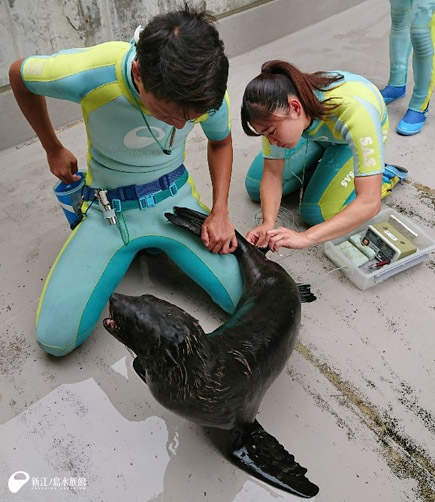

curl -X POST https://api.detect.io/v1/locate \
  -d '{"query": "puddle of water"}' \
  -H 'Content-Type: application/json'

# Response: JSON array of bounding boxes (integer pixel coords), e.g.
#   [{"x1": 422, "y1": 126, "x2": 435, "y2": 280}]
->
[
  {"x1": 110, "y1": 355, "x2": 129, "y2": 379},
  {"x1": 0, "y1": 378, "x2": 170, "y2": 501},
  {"x1": 232, "y1": 479, "x2": 312, "y2": 502}
]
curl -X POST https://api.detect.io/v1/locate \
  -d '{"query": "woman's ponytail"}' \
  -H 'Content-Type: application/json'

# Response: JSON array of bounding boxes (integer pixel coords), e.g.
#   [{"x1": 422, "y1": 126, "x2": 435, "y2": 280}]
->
[{"x1": 241, "y1": 60, "x2": 343, "y2": 136}]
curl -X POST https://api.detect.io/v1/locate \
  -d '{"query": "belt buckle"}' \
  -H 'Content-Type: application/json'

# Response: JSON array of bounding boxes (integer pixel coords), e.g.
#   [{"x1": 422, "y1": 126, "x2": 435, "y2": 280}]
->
[
  {"x1": 169, "y1": 183, "x2": 178, "y2": 196},
  {"x1": 112, "y1": 199, "x2": 122, "y2": 212},
  {"x1": 139, "y1": 194, "x2": 156, "y2": 209}
]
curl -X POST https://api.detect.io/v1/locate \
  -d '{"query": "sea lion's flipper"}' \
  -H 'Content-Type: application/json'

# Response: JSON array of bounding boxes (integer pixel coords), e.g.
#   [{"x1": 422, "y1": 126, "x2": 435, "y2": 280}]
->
[
  {"x1": 228, "y1": 420, "x2": 319, "y2": 498},
  {"x1": 166, "y1": 208, "x2": 317, "y2": 305},
  {"x1": 173, "y1": 206, "x2": 209, "y2": 222},
  {"x1": 165, "y1": 207, "x2": 208, "y2": 237},
  {"x1": 166, "y1": 207, "x2": 251, "y2": 255},
  {"x1": 296, "y1": 283, "x2": 317, "y2": 303},
  {"x1": 132, "y1": 357, "x2": 147, "y2": 384}
]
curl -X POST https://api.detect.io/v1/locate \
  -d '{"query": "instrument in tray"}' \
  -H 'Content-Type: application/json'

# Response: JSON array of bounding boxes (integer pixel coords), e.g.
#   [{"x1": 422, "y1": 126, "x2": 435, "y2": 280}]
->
[{"x1": 362, "y1": 215, "x2": 418, "y2": 263}]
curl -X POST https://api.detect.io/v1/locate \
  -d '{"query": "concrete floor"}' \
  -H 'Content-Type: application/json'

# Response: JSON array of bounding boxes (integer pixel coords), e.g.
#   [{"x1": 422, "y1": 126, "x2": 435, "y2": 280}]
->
[{"x1": 1, "y1": 1, "x2": 434, "y2": 501}]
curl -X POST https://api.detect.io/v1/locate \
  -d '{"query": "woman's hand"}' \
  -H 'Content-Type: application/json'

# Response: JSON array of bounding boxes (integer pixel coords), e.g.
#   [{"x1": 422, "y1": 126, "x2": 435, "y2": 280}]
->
[
  {"x1": 267, "y1": 227, "x2": 314, "y2": 252},
  {"x1": 246, "y1": 223, "x2": 274, "y2": 248}
]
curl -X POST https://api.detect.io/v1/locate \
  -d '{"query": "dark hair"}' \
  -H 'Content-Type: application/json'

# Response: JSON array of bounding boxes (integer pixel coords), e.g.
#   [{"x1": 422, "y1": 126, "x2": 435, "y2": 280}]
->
[
  {"x1": 136, "y1": 5, "x2": 228, "y2": 114},
  {"x1": 241, "y1": 60, "x2": 343, "y2": 136}
]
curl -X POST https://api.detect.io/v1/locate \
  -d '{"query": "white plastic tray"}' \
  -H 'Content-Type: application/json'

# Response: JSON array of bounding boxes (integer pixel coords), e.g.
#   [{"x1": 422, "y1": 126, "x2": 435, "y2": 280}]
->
[{"x1": 323, "y1": 208, "x2": 435, "y2": 290}]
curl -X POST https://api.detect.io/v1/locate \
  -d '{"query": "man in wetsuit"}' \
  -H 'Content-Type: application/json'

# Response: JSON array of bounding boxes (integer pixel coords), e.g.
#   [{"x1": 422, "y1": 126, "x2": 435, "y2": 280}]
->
[{"x1": 9, "y1": 6, "x2": 243, "y2": 356}]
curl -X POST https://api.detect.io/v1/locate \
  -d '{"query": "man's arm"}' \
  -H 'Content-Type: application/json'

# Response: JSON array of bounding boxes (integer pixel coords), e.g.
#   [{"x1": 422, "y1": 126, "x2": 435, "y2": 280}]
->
[
  {"x1": 9, "y1": 58, "x2": 80, "y2": 184},
  {"x1": 201, "y1": 132, "x2": 237, "y2": 254}
]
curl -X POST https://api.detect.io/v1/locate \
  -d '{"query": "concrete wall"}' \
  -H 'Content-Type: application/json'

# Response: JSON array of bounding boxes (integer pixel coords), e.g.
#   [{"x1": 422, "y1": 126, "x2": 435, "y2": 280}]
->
[
  {"x1": 1, "y1": 0, "x2": 362, "y2": 150},
  {"x1": 0, "y1": 0, "x2": 270, "y2": 89}
]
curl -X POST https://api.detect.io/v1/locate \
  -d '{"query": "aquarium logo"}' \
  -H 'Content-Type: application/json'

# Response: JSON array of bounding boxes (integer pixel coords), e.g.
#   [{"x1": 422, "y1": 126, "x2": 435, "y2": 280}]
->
[{"x1": 8, "y1": 471, "x2": 30, "y2": 493}]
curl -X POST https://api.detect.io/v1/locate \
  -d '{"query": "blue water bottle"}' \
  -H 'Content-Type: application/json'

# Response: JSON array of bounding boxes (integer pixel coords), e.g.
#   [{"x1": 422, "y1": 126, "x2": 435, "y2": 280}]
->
[{"x1": 53, "y1": 172, "x2": 85, "y2": 226}]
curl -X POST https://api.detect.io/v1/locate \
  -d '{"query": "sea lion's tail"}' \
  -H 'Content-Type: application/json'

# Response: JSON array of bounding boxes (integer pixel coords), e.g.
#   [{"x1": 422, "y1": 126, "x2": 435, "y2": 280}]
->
[{"x1": 229, "y1": 420, "x2": 319, "y2": 498}]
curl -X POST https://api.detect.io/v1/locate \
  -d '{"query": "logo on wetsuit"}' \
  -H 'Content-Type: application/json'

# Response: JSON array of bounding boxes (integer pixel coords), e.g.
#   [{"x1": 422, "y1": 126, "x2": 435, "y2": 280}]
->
[
  {"x1": 359, "y1": 136, "x2": 376, "y2": 168},
  {"x1": 340, "y1": 169, "x2": 355, "y2": 187},
  {"x1": 123, "y1": 126, "x2": 166, "y2": 149},
  {"x1": 25, "y1": 59, "x2": 46, "y2": 77}
]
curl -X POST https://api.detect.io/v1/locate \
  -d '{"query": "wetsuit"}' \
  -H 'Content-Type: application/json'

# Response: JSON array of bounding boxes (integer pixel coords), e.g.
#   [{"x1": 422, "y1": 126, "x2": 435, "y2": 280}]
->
[
  {"x1": 388, "y1": 0, "x2": 435, "y2": 112},
  {"x1": 245, "y1": 71, "x2": 389, "y2": 225},
  {"x1": 22, "y1": 41, "x2": 243, "y2": 356}
]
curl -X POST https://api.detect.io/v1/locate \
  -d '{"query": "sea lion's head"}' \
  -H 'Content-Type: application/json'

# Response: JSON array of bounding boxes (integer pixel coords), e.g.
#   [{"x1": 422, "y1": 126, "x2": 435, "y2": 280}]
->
[{"x1": 104, "y1": 293, "x2": 209, "y2": 387}]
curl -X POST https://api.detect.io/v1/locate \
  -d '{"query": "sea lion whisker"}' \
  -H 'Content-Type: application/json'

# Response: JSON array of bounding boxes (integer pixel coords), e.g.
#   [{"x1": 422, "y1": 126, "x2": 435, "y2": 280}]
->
[
  {"x1": 164, "y1": 347, "x2": 178, "y2": 366},
  {"x1": 196, "y1": 393, "x2": 211, "y2": 402},
  {"x1": 184, "y1": 333, "x2": 194, "y2": 355},
  {"x1": 125, "y1": 346, "x2": 136, "y2": 358},
  {"x1": 228, "y1": 349, "x2": 252, "y2": 376}
]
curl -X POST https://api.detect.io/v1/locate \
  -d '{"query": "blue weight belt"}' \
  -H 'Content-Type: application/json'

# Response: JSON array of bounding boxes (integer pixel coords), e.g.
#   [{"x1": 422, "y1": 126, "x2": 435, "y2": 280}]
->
[{"x1": 82, "y1": 165, "x2": 188, "y2": 211}]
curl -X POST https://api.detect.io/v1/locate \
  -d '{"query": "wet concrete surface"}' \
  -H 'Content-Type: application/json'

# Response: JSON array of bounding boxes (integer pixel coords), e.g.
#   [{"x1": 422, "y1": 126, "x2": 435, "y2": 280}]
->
[{"x1": 1, "y1": 1, "x2": 434, "y2": 500}]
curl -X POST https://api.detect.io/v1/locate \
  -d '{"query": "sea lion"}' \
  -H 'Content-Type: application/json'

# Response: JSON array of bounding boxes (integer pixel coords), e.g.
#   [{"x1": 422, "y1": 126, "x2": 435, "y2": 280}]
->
[{"x1": 104, "y1": 206, "x2": 319, "y2": 498}]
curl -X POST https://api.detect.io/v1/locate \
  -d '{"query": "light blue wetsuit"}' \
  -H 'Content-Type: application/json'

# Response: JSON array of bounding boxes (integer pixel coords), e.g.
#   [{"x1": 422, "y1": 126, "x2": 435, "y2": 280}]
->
[
  {"x1": 245, "y1": 72, "x2": 389, "y2": 225},
  {"x1": 22, "y1": 41, "x2": 243, "y2": 356},
  {"x1": 388, "y1": 0, "x2": 435, "y2": 111}
]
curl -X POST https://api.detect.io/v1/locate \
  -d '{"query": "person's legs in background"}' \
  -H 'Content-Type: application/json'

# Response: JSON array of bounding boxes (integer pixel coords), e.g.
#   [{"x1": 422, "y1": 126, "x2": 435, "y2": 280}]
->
[
  {"x1": 397, "y1": 0, "x2": 435, "y2": 134},
  {"x1": 381, "y1": 0, "x2": 413, "y2": 104}
]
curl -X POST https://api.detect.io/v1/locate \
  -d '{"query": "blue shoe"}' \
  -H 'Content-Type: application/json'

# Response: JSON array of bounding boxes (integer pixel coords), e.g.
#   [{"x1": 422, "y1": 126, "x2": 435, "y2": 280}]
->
[
  {"x1": 380, "y1": 85, "x2": 406, "y2": 104},
  {"x1": 381, "y1": 164, "x2": 408, "y2": 199},
  {"x1": 397, "y1": 108, "x2": 428, "y2": 135},
  {"x1": 383, "y1": 163, "x2": 408, "y2": 183}
]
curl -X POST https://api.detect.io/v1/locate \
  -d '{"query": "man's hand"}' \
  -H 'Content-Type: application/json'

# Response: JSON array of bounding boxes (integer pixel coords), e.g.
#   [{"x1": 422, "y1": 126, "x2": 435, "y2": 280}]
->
[
  {"x1": 201, "y1": 211, "x2": 237, "y2": 254},
  {"x1": 47, "y1": 146, "x2": 81, "y2": 184}
]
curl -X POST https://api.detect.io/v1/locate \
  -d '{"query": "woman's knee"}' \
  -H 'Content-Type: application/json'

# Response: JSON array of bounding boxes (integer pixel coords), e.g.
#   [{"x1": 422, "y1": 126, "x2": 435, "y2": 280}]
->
[
  {"x1": 300, "y1": 194, "x2": 354, "y2": 226},
  {"x1": 300, "y1": 196, "x2": 351, "y2": 226},
  {"x1": 245, "y1": 178, "x2": 261, "y2": 202},
  {"x1": 245, "y1": 152, "x2": 263, "y2": 201},
  {"x1": 299, "y1": 202, "x2": 325, "y2": 226}
]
